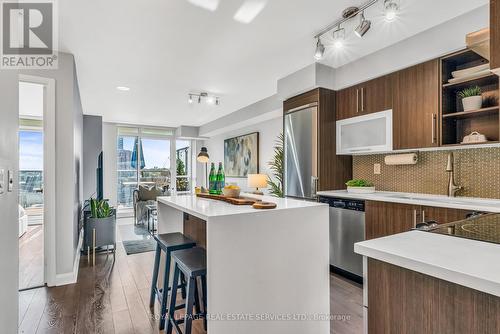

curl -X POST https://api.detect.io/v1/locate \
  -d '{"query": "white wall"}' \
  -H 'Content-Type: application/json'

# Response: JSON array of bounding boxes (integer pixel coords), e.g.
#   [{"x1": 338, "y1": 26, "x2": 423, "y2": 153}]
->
[
  {"x1": 0, "y1": 68, "x2": 20, "y2": 334},
  {"x1": 202, "y1": 116, "x2": 283, "y2": 194},
  {"x1": 102, "y1": 122, "x2": 118, "y2": 207},
  {"x1": 333, "y1": 5, "x2": 489, "y2": 89},
  {"x1": 83, "y1": 115, "x2": 103, "y2": 200}
]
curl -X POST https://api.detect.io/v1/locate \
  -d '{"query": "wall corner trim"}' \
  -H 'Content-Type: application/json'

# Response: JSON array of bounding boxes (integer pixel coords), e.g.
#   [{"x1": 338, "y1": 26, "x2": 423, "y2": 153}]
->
[{"x1": 54, "y1": 229, "x2": 83, "y2": 286}]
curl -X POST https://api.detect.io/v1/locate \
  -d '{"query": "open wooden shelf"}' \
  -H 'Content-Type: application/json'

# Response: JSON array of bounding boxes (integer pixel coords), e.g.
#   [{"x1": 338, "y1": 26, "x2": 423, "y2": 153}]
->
[
  {"x1": 442, "y1": 106, "x2": 499, "y2": 119},
  {"x1": 442, "y1": 72, "x2": 497, "y2": 89},
  {"x1": 440, "y1": 49, "x2": 500, "y2": 146}
]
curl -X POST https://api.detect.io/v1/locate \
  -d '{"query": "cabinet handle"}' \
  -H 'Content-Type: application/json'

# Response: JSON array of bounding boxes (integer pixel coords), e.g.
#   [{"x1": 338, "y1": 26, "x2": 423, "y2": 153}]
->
[
  {"x1": 413, "y1": 209, "x2": 417, "y2": 228},
  {"x1": 431, "y1": 114, "x2": 436, "y2": 144},
  {"x1": 356, "y1": 89, "x2": 359, "y2": 113},
  {"x1": 361, "y1": 87, "x2": 365, "y2": 112}
]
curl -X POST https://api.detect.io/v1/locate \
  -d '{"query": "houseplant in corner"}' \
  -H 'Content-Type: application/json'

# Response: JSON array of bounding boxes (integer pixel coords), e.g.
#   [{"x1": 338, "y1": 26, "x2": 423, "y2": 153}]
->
[
  {"x1": 346, "y1": 179, "x2": 375, "y2": 194},
  {"x1": 267, "y1": 133, "x2": 284, "y2": 197},
  {"x1": 84, "y1": 198, "x2": 116, "y2": 255},
  {"x1": 458, "y1": 85, "x2": 482, "y2": 111}
]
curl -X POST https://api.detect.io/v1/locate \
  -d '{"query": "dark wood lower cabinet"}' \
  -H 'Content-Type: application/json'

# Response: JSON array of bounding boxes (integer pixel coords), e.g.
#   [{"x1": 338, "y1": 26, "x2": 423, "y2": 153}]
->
[
  {"x1": 368, "y1": 259, "x2": 500, "y2": 334},
  {"x1": 183, "y1": 213, "x2": 206, "y2": 249},
  {"x1": 365, "y1": 201, "x2": 476, "y2": 240},
  {"x1": 365, "y1": 201, "x2": 420, "y2": 240}
]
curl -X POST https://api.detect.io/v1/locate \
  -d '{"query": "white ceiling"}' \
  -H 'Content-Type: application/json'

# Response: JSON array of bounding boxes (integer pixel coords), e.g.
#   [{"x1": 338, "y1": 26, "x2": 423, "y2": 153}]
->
[
  {"x1": 19, "y1": 82, "x2": 44, "y2": 118},
  {"x1": 59, "y1": 0, "x2": 488, "y2": 128}
]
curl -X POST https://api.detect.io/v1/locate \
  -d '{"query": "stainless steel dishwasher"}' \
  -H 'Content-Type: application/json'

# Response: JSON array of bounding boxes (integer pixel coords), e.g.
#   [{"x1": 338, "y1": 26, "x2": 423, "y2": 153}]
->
[{"x1": 319, "y1": 196, "x2": 365, "y2": 282}]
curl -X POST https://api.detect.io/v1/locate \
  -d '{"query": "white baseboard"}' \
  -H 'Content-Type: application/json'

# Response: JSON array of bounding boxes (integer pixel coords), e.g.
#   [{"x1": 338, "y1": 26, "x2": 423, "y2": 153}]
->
[{"x1": 55, "y1": 228, "x2": 83, "y2": 286}]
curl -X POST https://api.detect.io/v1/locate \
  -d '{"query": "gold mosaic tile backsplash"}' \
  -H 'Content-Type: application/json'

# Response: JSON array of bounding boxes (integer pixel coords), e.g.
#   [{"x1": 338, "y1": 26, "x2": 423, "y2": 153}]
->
[{"x1": 353, "y1": 147, "x2": 500, "y2": 199}]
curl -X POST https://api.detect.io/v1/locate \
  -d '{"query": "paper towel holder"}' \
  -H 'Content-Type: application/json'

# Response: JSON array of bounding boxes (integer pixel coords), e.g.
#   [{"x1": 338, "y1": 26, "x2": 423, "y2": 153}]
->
[{"x1": 384, "y1": 153, "x2": 418, "y2": 166}]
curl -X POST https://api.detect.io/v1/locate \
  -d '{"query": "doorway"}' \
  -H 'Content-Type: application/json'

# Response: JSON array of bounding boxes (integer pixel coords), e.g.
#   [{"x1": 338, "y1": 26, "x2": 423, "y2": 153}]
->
[{"x1": 18, "y1": 76, "x2": 56, "y2": 290}]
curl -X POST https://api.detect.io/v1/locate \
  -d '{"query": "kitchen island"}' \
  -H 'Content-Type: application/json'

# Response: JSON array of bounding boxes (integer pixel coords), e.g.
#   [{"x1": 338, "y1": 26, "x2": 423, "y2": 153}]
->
[
  {"x1": 157, "y1": 194, "x2": 330, "y2": 334},
  {"x1": 355, "y1": 213, "x2": 500, "y2": 333}
]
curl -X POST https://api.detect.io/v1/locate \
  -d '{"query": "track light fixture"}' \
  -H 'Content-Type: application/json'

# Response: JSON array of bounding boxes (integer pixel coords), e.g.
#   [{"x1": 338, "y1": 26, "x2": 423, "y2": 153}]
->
[
  {"x1": 314, "y1": 37, "x2": 325, "y2": 60},
  {"x1": 384, "y1": 0, "x2": 399, "y2": 22},
  {"x1": 354, "y1": 11, "x2": 371, "y2": 38},
  {"x1": 332, "y1": 26, "x2": 345, "y2": 49},
  {"x1": 188, "y1": 92, "x2": 221, "y2": 106},
  {"x1": 313, "y1": 0, "x2": 399, "y2": 59}
]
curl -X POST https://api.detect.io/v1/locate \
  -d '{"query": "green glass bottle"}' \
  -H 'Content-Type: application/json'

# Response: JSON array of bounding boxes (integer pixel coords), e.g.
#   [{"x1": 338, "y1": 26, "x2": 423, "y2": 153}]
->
[
  {"x1": 209, "y1": 163, "x2": 217, "y2": 194},
  {"x1": 216, "y1": 162, "x2": 225, "y2": 194}
]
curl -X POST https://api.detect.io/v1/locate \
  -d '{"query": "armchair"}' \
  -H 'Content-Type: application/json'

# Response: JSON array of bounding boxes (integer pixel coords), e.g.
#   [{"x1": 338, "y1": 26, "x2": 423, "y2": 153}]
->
[{"x1": 133, "y1": 185, "x2": 170, "y2": 225}]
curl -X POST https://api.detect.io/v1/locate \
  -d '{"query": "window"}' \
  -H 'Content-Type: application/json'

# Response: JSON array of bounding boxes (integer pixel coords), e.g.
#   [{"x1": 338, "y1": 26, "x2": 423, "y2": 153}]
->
[
  {"x1": 116, "y1": 126, "x2": 177, "y2": 209},
  {"x1": 176, "y1": 140, "x2": 191, "y2": 193},
  {"x1": 19, "y1": 129, "x2": 44, "y2": 212}
]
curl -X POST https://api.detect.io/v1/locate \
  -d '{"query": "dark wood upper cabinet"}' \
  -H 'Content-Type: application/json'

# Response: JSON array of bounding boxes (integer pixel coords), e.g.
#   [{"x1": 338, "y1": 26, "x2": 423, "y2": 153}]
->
[
  {"x1": 492, "y1": 0, "x2": 500, "y2": 71},
  {"x1": 336, "y1": 85, "x2": 359, "y2": 120},
  {"x1": 393, "y1": 60, "x2": 440, "y2": 150},
  {"x1": 336, "y1": 76, "x2": 393, "y2": 121},
  {"x1": 361, "y1": 75, "x2": 393, "y2": 115}
]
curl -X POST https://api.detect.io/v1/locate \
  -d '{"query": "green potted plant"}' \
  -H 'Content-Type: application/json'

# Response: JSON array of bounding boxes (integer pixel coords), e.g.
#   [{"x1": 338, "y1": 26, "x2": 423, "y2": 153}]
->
[
  {"x1": 84, "y1": 198, "x2": 116, "y2": 253},
  {"x1": 267, "y1": 133, "x2": 284, "y2": 197},
  {"x1": 346, "y1": 179, "x2": 375, "y2": 194},
  {"x1": 458, "y1": 85, "x2": 482, "y2": 111}
]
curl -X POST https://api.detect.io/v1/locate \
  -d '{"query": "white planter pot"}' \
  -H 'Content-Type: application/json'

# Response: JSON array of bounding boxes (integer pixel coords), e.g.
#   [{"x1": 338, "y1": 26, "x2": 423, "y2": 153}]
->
[
  {"x1": 462, "y1": 96, "x2": 482, "y2": 111},
  {"x1": 347, "y1": 186, "x2": 376, "y2": 194}
]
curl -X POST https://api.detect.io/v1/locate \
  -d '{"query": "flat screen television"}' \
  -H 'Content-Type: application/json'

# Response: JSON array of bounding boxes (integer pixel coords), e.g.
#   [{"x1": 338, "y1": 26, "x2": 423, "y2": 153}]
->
[{"x1": 97, "y1": 152, "x2": 103, "y2": 201}]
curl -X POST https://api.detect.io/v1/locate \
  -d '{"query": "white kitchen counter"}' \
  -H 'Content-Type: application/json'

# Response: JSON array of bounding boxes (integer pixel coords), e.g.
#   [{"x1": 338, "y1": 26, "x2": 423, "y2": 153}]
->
[
  {"x1": 317, "y1": 190, "x2": 500, "y2": 213},
  {"x1": 355, "y1": 230, "x2": 500, "y2": 297},
  {"x1": 157, "y1": 194, "x2": 330, "y2": 334}
]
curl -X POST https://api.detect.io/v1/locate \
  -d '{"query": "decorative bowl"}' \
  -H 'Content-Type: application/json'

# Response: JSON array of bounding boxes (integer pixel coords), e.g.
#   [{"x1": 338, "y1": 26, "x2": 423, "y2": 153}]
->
[{"x1": 222, "y1": 187, "x2": 241, "y2": 198}]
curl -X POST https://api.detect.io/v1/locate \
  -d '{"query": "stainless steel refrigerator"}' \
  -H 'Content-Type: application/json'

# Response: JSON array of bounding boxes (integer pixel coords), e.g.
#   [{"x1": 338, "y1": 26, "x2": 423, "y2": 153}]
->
[{"x1": 284, "y1": 102, "x2": 318, "y2": 200}]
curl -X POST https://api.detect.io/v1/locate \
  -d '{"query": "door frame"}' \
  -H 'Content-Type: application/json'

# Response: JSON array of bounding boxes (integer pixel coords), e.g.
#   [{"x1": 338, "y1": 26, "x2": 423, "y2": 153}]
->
[{"x1": 19, "y1": 74, "x2": 56, "y2": 287}]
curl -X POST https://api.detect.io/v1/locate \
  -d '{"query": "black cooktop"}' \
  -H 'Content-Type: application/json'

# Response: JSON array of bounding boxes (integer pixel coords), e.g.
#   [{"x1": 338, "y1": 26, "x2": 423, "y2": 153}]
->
[{"x1": 428, "y1": 213, "x2": 500, "y2": 245}]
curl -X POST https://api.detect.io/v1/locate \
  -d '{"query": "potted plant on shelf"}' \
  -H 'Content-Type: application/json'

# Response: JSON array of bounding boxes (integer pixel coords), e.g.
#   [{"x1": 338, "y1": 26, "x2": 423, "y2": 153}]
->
[
  {"x1": 458, "y1": 85, "x2": 482, "y2": 111},
  {"x1": 84, "y1": 198, "x2": 116, "y2": 255},
  {"x1": 346, "y1": 179, "x2": 375, "y2": 194}
]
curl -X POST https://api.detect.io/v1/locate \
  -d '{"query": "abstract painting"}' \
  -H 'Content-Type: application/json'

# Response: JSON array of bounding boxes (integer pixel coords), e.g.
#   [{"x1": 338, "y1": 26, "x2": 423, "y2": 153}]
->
[{"x1": 224, "y1": 132, "x2": 259, "y2": 177}]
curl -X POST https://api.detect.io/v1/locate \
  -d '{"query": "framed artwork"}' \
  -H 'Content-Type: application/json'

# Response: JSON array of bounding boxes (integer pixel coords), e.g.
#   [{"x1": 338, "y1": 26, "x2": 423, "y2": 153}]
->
[{"x1": 224, "y1": 132, "x2": 259, "y2": 177}]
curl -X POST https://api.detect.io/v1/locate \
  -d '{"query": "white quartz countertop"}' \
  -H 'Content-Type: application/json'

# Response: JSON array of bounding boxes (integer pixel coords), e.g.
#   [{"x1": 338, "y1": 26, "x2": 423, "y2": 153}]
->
[
  {"x1": 317, "y1": 190, "x2": 500, "y2": 213},
  {"x1": 157, "y1": 193, "x2": 325, "y2": 220},
  {"x1": 355, "y1": 230, "x2": 500, "y2": 297}
]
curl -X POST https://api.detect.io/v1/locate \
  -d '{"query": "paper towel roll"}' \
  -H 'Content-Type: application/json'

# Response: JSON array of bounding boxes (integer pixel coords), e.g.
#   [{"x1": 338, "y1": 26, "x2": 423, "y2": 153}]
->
[{"x1": 384, "y1": 153, "x2": 418, "y2": 165}]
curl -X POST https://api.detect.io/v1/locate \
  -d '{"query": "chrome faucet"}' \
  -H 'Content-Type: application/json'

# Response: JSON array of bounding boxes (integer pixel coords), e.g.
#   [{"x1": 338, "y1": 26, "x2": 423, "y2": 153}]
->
[{"x1": 446, "y1": 152, "x2": 462, "y2": 197}]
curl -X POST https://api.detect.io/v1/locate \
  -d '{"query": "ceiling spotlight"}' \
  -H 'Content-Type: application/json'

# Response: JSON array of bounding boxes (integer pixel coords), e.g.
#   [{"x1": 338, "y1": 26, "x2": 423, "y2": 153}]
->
[
  {"x1": 314, "y1": 37, "x2": 325, "y2": 60},
  {"x1": 116, "y1": 86, "x2": 130, "y2": 91},
  {"x1": 206, "y1": 96, "x2": 215, "y2": 105},
  {"x1": 354, "y1": 12, "x2": 371, "y2": 38},
  {"x1": 188, "y1": 94, "x2": 193, "y2": 104},
  {"x1": 215, "y1": 97, "x2": 220, "y2": 105},
  {"x1": 384, "y1": 0, "x2": 399, "y2": 22},
  {"x1": 332, "y1": 26, "x2": 345, "y2": 49},
  {"x1": 198, "y1": 96, "x2": 201, "y2": 104}
]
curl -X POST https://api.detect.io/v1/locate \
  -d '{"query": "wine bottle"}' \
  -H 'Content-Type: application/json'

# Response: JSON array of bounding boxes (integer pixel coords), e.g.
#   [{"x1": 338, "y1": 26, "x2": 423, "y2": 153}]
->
[
  {"x1": 209, "y1": 163, "x2": 217, "y2": 194},
  {"x1": 216, "y1": 162, "x2": 225, "y2": 194}
]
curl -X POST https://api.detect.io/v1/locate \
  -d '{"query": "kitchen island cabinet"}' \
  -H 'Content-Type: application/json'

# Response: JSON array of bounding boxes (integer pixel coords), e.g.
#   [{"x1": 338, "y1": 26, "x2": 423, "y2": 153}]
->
[{"x1": 157, "y1": 194, "x2": 330, "y2": 334}]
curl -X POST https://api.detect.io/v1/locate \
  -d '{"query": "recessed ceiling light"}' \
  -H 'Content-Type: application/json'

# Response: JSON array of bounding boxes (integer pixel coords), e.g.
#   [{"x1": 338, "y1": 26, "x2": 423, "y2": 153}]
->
[{"x1": 116, "y1": 86, "x2": 130, "y2": 91}]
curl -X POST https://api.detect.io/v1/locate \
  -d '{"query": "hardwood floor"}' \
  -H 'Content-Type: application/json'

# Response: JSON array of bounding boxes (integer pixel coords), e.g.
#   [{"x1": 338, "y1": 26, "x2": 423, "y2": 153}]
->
[
  {"x1": 19, "y1": 219, "x2": 363, "y2": 334},
  {"x1": 19, "y1": 225, "x2": 44, "y2": 290}
]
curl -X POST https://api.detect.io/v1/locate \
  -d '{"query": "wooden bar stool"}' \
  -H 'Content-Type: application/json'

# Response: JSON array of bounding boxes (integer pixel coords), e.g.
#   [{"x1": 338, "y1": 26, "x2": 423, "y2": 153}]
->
[
  {"x1": 167, "y1": 247, "x2": 207, "y2": 334},
  {"x1": 149, "y1": 233, "x2": 196, "y2": 330}
]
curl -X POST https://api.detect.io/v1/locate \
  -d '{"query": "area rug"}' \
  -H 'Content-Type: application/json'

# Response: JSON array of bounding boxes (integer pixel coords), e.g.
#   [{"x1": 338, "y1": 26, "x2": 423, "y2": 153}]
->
[
  {"x1": 122, "y1": 239, "x2": 156, "y2": 255},
  {"x1": 119, "y1": 224, "x2": 156, "y2": 255}
]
